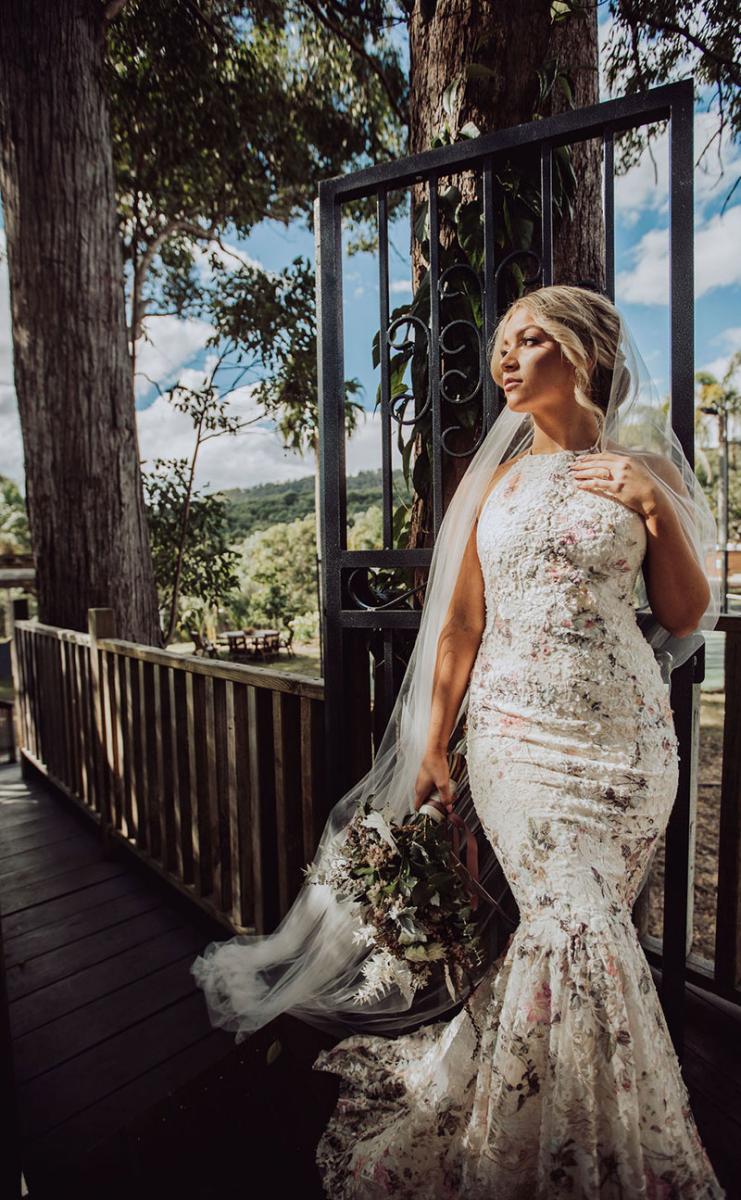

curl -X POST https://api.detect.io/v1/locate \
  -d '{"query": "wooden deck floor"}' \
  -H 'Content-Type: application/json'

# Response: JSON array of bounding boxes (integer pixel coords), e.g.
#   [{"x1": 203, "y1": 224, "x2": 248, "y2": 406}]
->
[
  {"x1": 0, "y1": 761, "x2": 338, "y2": 1199},
  {"x1": 1, "y1": 760, "x2": 739, "y2": 1198}
]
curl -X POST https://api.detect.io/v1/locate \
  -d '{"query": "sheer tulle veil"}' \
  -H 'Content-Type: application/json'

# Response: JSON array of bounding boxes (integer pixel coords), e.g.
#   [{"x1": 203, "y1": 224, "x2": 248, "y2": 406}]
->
[{"x1": 190, "y1": 285, "x2": 721, "y2": 1041}]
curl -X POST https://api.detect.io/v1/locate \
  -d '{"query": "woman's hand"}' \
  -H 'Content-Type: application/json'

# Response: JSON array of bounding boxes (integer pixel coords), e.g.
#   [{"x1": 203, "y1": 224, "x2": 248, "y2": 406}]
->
[
  {"x1": 567, "y1": 452, "x2": 663, "y2": 519},
  {"x1": 413, "y1": 749, "x2": 455, "y2": 812}
]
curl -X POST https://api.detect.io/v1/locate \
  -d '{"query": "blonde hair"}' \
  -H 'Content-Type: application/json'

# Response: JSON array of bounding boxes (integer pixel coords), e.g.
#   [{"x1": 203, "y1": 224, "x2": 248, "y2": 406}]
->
[{"x1": 488, "y1": 285, "x2": 624, "y2": 437}]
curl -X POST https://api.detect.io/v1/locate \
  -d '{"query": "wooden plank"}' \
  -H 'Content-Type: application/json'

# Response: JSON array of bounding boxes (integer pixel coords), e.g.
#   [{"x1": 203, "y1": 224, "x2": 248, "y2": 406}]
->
[
  {"x1": 183, "y1": 671, "x2": 198, "y2": 888},
  {"x1": 25, "y1": 1028, "x2": 234, "y2": 1179},
  {"x1": 14, "y1": 621, "x2": 88, "y2": 646},
  {"x1": 247, "y1": 686, "x2": 278, "y2": 933},
  {"x1": 300, "y1": 695, "x2": 326, "y2": 862},
  {"x1": 210, "y1": 676, "x2": 228, "y2": 912},
  {"x1": 28, "y1": 631, "x2": 40, "y2": 764},
  {"x1": 6, "y1": 906, "x2": 186, "y2": 1001},
  {"x1": 1, "y1": 873, "x2": 147, "y2": 941},
  {"x1": 14, "y1": 952, "x2": 200, "y2": 1083},
  {"x1": 66, "y1": 638, "x2": 78, "y2": 799},
  {"x1": 172, "y1": 668, "x2": 190, "y2": 884},
  {"x1": 159, "y1": 664, "x2": 177, "y2": 874},
  {"x1": 128, "y1": 657, "x2": 145, "y2": 854},
  {"x1": 11, "y1": 627, "x2": 27, "y2": 754},
  {"x1": 0, "y1": 833, "x2": 102, "y2": 892},
  {"x1": 79, "y1": 640, "x2": 95, "y2": 811},
  {"x1": 272, "y1": 691, "x2": 303, "y2": 918},
  {"x1": 166, "y1": 666, "x2": 183, "y2": 879},
  {"x1": 61, "y1": 636, "x2": 74, "y2": 793},
  {"x1": 103, "y1": 648, "x2": 122, "y2": 832},
  {"x1": 233, "y1": 683, "x2": 254, "y2": 929},
  {"x1": 17, "y1": 991, "x2": 220, "y2": 1136},
  {"x1": 9, "y1": 925, "x2": 204, "y2": 1038},
  {"x1": 116, "y1": 653, "x2": 134, "y2": 840},
  {"x1": 0, "y1": 823, "x2": 82, "y2": 862},
  {"x1": 152, "y1": 662, "x2": 166, "y2": 863},
  {"x1": 191, "y1": 672, "x2": 211, "y2": 899},
  {"x1": 4, "y1": 888, "x2": 165, "y2": 970},
  {"x1": 141, "y1": 659, "x2": 160, "y2": 861},
  {"x1": 224, "y1": 680, "x2": 240, "y2": 926},
  {"x1": 93, "y1": 638, "x2": 324, "y2": 699},
  {"x1": 0, "y1": 859, "x2": 128, "y2": 919}
]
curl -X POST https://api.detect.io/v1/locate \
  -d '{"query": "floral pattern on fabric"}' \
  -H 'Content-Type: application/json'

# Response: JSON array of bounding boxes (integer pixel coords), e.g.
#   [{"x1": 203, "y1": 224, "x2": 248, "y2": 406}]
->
[{"x1": 312, "y1": 450, "x2": 725, "y2": 1199}]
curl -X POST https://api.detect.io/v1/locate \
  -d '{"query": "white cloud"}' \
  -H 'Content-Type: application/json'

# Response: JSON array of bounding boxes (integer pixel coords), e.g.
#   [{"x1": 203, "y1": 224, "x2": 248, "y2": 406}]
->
[
  {"x1": 189, "y1": 237, "x2": 264, "y2": 283},
  {"x1": 344, "y1": 408, "x2": 404, "y2": 478},
  {"x1": 134, "y1": 314, "x2": 215, "y2": 402},
  {"x1": 136, "y1": 378, "x2": 312, "y2": 490},
  {"x1": 616, "y1": 204, "x2": 741, "y2": 303},
  {"x1": 615, "y1": 226, "x2": 670, "y2": 305},
  {"x1": 389, "y1": 279, "x2": 412, "y2": 294},
  {"x1": 136, "y1": 384, "x2": 401, "y2": 493},
  {"x1": 612, "y1": 110, "x2": 741, "y2": 228},
  {"x1": 711, "y1": 326, "x2": 741, "y2": 351}
]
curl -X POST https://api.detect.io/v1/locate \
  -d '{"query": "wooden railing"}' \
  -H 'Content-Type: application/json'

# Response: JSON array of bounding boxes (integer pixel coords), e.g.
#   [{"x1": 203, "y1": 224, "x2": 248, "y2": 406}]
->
[
  {"x1": 11, "y1": 607, "x2": 325, "y2": 935},
  {"x1": 7, "y1": 604, "x2": 741, "y2": 1015}
]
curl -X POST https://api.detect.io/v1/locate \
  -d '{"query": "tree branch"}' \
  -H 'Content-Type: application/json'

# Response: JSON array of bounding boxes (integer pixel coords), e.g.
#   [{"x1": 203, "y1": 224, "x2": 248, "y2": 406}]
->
[{"x1": 299, "y1": 0, "x2": 407, "y2": 126}]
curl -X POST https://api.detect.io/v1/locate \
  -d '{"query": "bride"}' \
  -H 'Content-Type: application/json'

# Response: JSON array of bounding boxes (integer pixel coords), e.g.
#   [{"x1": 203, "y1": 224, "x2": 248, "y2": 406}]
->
[{"x1": 191, "y1": 285, "x2": 726, "y2": 1198}]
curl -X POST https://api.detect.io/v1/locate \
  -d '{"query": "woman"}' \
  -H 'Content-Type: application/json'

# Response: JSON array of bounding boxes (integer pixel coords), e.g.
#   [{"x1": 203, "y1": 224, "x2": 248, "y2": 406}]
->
[{"x1": 192, "y1": 286, "x2": 725, "y2": 1197}]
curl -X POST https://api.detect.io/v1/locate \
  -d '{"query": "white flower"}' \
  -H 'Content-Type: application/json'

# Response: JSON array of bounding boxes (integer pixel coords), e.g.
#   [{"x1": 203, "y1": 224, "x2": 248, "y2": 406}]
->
[
  {"x1": 353, "y1": 948, "x2": 421, "y2": 1006},
  {"x1": 360, "y1": 808, "x2": 398, "y2": 851},
  {"x1": 351, "y1": 920, "x2": 377, "y2": 948}
]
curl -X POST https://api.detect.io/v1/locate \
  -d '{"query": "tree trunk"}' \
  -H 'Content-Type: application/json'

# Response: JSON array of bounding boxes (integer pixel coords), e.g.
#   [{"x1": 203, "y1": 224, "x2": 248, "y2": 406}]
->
[
  {"x1": 407, "y1": 0, "x2": 603, "y2": 543},
  {"x1": 0, "y1": 0, "x2": 162, "y2": 643}
]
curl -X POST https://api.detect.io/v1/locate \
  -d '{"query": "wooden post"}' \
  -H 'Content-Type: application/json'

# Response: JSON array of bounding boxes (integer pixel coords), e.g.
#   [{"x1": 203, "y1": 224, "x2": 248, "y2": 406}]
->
[
  {"x1": 88, "y1": 607, "x2": 115, "y2": 856},
  {"x1": 9, "y1": 598, "x2": 29, "y2": 769}
]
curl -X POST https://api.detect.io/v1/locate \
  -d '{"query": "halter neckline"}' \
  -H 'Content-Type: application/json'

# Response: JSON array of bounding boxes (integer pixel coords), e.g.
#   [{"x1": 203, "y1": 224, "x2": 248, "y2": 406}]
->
[{"x1": 526, "y1": 440, "x2": 601, "y2": 458}]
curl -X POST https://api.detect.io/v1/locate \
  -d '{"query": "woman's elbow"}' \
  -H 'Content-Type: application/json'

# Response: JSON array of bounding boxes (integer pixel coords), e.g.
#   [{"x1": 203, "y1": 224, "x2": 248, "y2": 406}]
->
[{"x1": 667, "y1": 587, "x2": 711, "y2": 639}]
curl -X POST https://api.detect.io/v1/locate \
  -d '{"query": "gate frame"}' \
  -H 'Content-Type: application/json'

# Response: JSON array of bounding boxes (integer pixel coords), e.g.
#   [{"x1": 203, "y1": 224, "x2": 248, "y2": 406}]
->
[{"x1": 315, "y1": 78, "x2": 700, "y2": 1049}]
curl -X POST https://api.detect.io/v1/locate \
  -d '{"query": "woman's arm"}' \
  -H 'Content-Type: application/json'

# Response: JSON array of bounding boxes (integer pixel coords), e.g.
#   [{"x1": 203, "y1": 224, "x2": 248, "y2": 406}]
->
[
  {"x1": 641, "y1": 457, "x2": 712, "y2": 638},
  {"x1": 413, "y1": 499, "x2": 489, "y2": 811}
]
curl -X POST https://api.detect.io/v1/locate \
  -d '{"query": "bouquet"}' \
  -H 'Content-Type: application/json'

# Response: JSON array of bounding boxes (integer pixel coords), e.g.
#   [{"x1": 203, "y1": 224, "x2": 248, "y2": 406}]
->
[{"x1": 303, "y1": 741, "x2": 489, "y2": 1007}]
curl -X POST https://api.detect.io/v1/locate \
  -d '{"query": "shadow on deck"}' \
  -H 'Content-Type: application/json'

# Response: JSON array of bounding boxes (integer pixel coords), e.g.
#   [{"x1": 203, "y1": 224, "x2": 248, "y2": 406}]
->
[
  {"x1": 0, "y1": 761, "x2": 338, "y2": 1199},
  {"x1": 1, "y1": 760, "x2": 739, "y2": 1198}
]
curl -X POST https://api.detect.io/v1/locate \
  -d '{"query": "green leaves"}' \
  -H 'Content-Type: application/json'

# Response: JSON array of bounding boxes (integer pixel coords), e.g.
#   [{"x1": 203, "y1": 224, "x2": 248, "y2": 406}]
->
[{"x1": 142, "y1": 457, "x2": 240, "y2": 639}]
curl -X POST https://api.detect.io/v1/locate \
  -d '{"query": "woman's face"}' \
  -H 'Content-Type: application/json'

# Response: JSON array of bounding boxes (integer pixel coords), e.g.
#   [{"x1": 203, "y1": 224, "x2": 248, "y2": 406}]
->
[{"x1": 496, "y1": 307, "x2": 576, "y2": 412}]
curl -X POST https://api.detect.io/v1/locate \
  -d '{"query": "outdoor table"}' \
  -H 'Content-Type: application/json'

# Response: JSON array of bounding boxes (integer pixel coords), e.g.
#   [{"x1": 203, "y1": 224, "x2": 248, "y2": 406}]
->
[{"x1": 247, "y1": 629, "x2": 280, "y2": 655}]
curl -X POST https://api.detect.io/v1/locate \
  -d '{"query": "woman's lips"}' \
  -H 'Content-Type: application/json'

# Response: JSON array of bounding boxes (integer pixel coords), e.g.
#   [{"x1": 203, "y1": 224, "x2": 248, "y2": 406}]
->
[{"x1": 503, "y1": 379, "x2": 522, "y2": 390}]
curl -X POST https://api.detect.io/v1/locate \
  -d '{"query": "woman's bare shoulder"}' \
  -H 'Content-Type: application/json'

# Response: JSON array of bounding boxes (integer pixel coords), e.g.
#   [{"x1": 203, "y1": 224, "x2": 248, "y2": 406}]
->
[{"x1": 475, "y1": 453, "x2": 528, "y2": 519}]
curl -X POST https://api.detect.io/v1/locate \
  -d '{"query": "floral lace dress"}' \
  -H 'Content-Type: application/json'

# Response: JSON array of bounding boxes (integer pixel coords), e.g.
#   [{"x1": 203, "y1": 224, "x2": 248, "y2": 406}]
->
[{"x1": 311, "y1": 449, "x2": 726, "y2": 1199}]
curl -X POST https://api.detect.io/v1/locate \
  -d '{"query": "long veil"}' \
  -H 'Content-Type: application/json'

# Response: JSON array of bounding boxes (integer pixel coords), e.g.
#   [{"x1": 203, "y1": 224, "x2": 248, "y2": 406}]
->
[{"x1": 190, "y1": 286, "x2": 721, "y2": 1041}]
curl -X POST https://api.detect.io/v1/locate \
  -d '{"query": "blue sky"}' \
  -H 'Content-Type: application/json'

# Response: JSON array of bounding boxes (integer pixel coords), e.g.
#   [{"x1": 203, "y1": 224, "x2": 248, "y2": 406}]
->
[{"x1": 1, "y1": 11, "x2": 739, "y2": 494}]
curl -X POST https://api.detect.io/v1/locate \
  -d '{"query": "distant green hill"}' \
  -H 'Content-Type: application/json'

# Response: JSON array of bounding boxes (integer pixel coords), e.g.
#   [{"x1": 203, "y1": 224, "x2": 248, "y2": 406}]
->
[{"x1": 220, "y1": 468, "x2": 410, "y2": 542}]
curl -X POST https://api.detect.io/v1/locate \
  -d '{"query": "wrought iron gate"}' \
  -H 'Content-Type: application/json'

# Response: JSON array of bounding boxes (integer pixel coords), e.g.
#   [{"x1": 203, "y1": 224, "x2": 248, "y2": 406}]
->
[{"x1": 315, "y1": 79, "x2": 699, "y2": 1046}]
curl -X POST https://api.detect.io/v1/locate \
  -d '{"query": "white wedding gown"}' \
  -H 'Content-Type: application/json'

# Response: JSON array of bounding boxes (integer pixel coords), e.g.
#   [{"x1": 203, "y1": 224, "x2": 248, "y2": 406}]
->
[{"x1": 311, "y1": 449, "x2": 726, "y2": 1199}]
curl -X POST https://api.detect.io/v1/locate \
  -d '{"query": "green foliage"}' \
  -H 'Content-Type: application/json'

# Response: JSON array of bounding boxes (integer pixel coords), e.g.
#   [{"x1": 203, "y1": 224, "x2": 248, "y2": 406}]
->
[
  {"x1": 695, "y1": 352, "x2": 741, "y2": 539},
  {"x1": 221, "y1": 468, "x2": 410, "y2": 541},
  {"x1": 203, "y1": 252, "x2": 364, "y2": 457},
  {"x1": 0, "y1": 476, "x2": 31, "y2": 553},
  {"x1": 372, "y1": 67, "x2": 579, "y2": 537},
  {"x1": 348, "y1": 504, "x2": 384, "y2": 550},
  {"x1": 143, "y1": 458, "x2": 240, "y2": 639},
  {"x1": 602, "y1": 2, "x2": 740, "y2": 209},
  {"x1": 230, "y1": 512, "x2": 319, "y2": 629},
  {"x1": 103, "y1": 0, "x2": 407, "y2": 334}
]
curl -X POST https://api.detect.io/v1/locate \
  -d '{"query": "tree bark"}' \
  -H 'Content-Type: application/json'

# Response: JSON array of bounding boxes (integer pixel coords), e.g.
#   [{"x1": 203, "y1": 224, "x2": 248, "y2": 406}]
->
[
  {"x1": 407, "y1": 0, "x2": 604, "y2": 541},
  {"x1": 0, "y1": 0, "x2": 162, "y2": 643}
]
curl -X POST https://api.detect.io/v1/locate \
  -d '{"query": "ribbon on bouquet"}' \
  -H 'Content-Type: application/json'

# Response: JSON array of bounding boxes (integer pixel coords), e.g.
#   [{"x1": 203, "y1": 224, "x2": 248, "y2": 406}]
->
[{"x1": 417, "y1": 793, "x2": 481, "y2": 912}]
